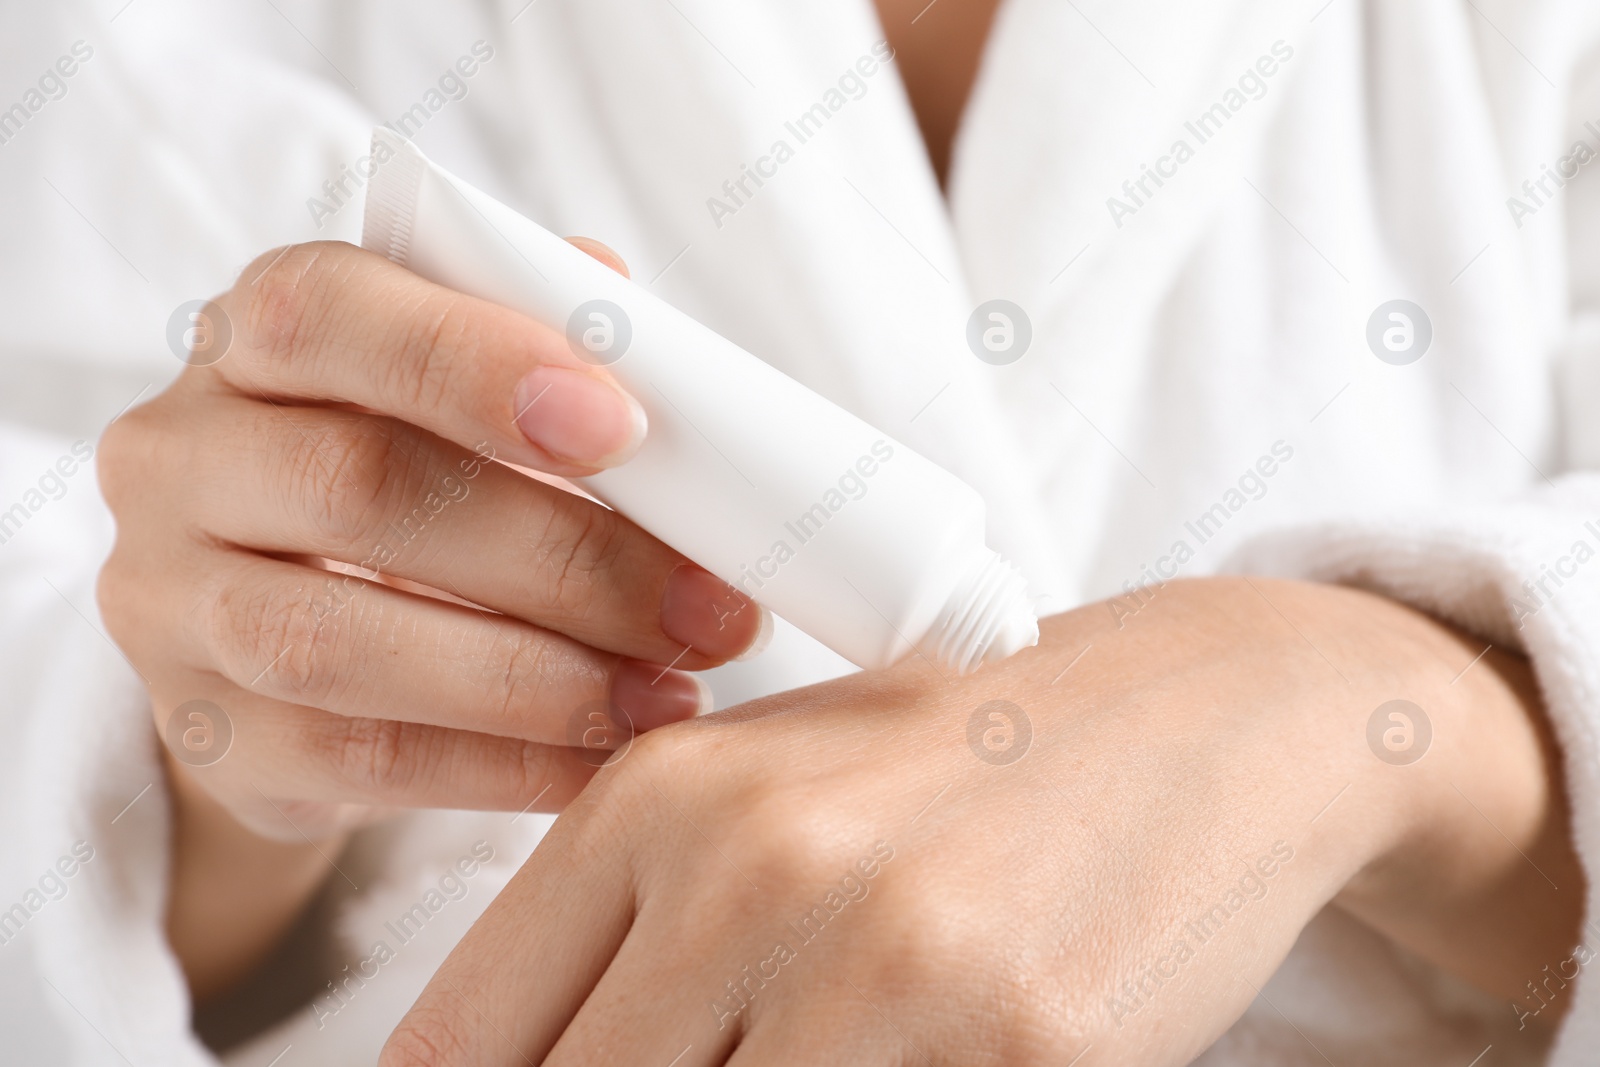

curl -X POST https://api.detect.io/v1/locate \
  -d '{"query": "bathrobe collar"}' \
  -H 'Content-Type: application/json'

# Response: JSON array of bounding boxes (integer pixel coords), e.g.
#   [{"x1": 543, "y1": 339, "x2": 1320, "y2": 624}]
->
[{"x1": 485, "y1": 0, "x2": 1303, "y2": 607}]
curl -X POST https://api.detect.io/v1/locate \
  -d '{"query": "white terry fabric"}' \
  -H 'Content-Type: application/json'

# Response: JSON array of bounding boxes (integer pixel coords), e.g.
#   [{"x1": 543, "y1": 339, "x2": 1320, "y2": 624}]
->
[
  {"x1": 1225, "y1": 481, "x2": 1600, "y2": 1065},
  {"x1": 1, "y1": 0, "x2": 1599, "y2": 1063}
]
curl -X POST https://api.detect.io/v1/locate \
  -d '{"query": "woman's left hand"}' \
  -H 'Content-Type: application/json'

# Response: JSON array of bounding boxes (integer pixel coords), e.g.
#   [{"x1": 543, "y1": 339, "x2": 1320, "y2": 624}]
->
[{"x1": 380, "y1": 577, "x2": 1581, "y2": 1066}]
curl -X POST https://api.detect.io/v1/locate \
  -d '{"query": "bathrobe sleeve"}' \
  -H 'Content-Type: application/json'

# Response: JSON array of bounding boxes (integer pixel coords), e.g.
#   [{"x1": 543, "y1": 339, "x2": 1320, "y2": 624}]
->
[
  {"x1": 0, "y1": 423, "x2": 215, "y2": 1065},
  {"x1": 1223, "y1": 5, "x2": 1600, "y2": 1057},
  {"x1": 1223, "y1": 472, "x2": 1600, "y2": 1057},
  {"x1": 1227, "y1": 312, "x2": 1600, "y2": 1062},
  {"x1": 0, "y1": 7, "x2": 373, "y2": 1061}
]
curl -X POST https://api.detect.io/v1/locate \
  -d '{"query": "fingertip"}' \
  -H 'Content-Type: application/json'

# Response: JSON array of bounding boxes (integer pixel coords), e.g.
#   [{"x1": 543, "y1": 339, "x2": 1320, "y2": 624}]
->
[
  {"x1": 659, "y1": 566, "x2": 768, "y2": 662},
  {"x1": 512, "y1": 365, "x2": 647, "y2": 469},
  {"x1": 611, "y1": 658, "x2": 714, "y2": 733},
  {"x1": 732, "y1": 606, "x2": 774, "y2": 662},
  {"x1": 566, "y1": 236, "x2": 630, "y2": 279}
]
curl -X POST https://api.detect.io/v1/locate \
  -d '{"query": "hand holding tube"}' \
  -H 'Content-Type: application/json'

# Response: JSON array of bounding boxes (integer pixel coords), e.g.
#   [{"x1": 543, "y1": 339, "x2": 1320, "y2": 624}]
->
[{"x1": 96, "y1": 239, "x2": 768, "y2": 996}]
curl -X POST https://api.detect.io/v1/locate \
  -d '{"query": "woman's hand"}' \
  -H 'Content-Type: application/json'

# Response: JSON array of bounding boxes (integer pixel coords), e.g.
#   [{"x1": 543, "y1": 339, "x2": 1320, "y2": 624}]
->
[
  {"x1": 95, "y1": 240, "x2": 767, "y2": 996},
  {"x1": 382, "y1": 577, "x2": 1581, "y2": 1066}
]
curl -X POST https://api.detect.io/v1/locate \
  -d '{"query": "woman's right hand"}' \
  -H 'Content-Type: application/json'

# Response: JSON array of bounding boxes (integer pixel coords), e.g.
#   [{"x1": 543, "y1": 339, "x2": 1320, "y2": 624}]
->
[{"x1": 97, "y1": 239, "x2": 767, "y2": 843}]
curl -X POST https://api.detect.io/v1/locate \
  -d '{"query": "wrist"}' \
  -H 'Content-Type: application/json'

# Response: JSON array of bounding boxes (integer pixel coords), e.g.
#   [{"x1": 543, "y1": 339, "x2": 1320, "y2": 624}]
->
[
  {"x1": 164, "y1": 751, "x2": 349, "y2": 1001},
  {"x1": 1021, "y1": 576, "x2": 1578, "y2": 1006},
  {"x1": 998, "y1": 578, "x2": 1439, "y2": 915},
  {"x1": 1287, "y1": 590, "x2": 1585, "y2": 1006}
]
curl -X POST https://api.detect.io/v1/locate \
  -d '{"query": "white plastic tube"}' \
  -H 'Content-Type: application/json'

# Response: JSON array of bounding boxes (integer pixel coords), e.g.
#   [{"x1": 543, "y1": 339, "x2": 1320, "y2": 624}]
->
[{"x1": 361, "y1": 128, "x2": 1037, "y2": 672}]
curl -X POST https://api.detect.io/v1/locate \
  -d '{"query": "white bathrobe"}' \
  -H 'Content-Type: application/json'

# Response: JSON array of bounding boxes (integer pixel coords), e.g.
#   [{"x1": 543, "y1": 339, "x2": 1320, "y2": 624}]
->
[{"x1": 3, "y1": 0, "x2": 1599, "y2": 1062}]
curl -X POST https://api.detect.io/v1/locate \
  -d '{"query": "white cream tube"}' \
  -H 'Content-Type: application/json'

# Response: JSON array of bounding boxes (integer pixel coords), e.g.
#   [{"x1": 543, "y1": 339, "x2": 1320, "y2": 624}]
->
[{"x1": 361, "y1": 128, "x2": 1036, "y2": 673}]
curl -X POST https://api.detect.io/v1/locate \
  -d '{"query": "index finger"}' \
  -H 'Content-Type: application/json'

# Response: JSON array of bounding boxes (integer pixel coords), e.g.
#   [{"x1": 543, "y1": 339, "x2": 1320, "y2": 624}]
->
[
  {"x1": 210, "y1": 241, "x2": 645, "y2": 477},
  {"x1": 381, "y1": 776, "x2": 640, "y2": 1067}
]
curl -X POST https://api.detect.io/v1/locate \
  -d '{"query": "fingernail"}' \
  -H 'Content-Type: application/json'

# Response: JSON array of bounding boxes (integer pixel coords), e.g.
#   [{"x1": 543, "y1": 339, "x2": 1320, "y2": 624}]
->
[
  {"x1": 733, "y1": 606, "x2": 774, "y2": 662},
  {"x1": 660, "y1": 564, "x2": 765, "y2": 661},
  {"x1": 610, "y1": 658, "x2": 712, "y2": 732},
  {"x1": 513, "y1": 366, "x2": 646, "y2": 467},
  {"x1": 566, "y1": 236, "x2": 631, "y2": 278}
]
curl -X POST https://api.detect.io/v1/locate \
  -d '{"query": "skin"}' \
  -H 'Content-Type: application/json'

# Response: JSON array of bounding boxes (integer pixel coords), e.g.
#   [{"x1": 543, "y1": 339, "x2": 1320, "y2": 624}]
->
[
  {"x1": 374, "y1": 2, "x2": 1579, "y2": 1062},
  {"x1": 874, "y1": 0, "x2": 1006, "y2": 184},
  {"x1": 378, "y1": 578, "x2": 1581, "y2": 1065},
  {"x1": 98, "y1": 240, "x2": 768, "y2": 998},
  {"x1": 94, "y1": 0, "x2": 1581, "y2": 1053}
]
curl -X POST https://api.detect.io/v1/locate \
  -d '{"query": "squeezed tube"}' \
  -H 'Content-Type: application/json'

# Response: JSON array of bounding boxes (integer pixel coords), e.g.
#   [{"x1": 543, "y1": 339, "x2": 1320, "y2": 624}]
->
[{"x1": 361, "y1": 128, "x2": 1037, "y2": 672}]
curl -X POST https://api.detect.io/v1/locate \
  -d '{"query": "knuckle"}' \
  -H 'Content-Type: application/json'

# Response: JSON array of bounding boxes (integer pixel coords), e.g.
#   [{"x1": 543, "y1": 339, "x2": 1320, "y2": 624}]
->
[
  {"x1": 854, "y1": 878, "x2": 1082, "y2": 1063},
  {"x1": 380, "y1": 1005, "x2": 473, "y2": 1067},
  {"x1": 584, "y1": 722, "x2": 700, "y2": 808},
  {"x1": 627, "y1": 718, "x2": 705, "y2": 772},
  {"x1": 509, "y1": 736, "x2": 559, "y2": 799},
  {"x1": 875, "y1": 879, "x2": 986, "y2": 980},
  {"x1": 527, "y1": 503, "x2": 628, "y2": 620},
  {"x1": 288, "y1": 418, "x2": 426, "y2": 548},
  {"x1": 94, "y1": 404, "x2": 160, "y2": 514},
  {"x1": 213, "y1": 571, "x2": 353, "y2": 703},
  {"x1": 732, "y1": 789, "x2": 864, "y2": 887},
  {"x1": 236, "y1": 243, "x2": 347, "y2": 381},
  {"x1": 380, "y1": 292, "x2": 473, "y2": 418},
  {"x1": 1011, "y1": 1009, "x2": 1087, "y2": 1067},
  {"x1": 320, "y1": 716, "x2": 425, "y2": 798},
  {"x1": 985, "y1": 994, "x2": 1085, "y2": 1067},
  {"x1": 94, "y1": 549, "x2": 140, "y2": 649},
  {"x1": 322, "y1": 710, "x2": 556, "y2": 808},
  {"x1": 494, "y1": 631, "x2": 561, "y2": 726}
]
